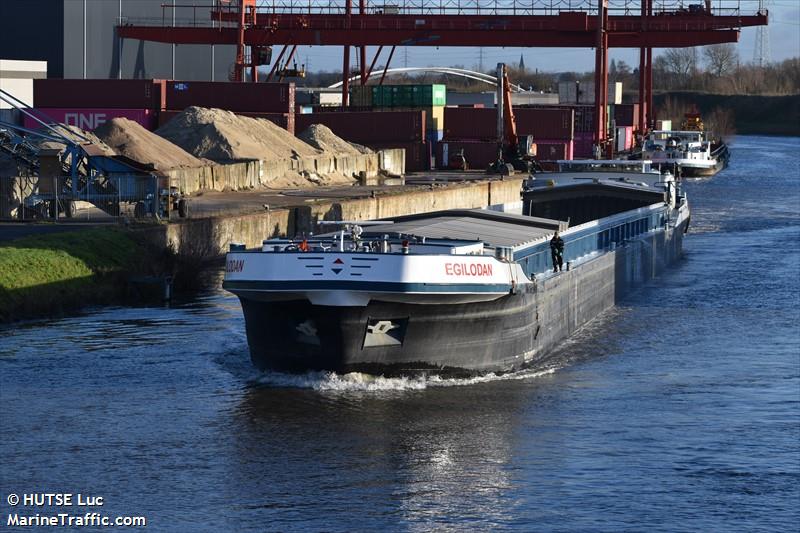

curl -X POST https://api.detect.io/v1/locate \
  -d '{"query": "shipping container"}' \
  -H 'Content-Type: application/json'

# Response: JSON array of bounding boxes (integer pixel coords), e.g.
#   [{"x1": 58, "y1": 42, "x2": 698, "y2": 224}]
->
[
  {"x1": 573, "y1": 105, "x2": 596, "y2": 133},
  {"x1": 378, "y1": 105, "x2": 444, "y2": 131},
  {"x1": 613, "y1": 103, "x2": 640, "y2": 127},
  {"x1": 515, "y1": 108, "x2": 574, "y2": 140},
  {"x1": 165, "y1": 81, "x2": 295, "y2": 114},
  {"x1": 426, "y1": 129, "x2": 444, "y2": 143},
  {"x1": 611, "y1": 126, "x2": 633, "y2": 152},
  {"x1": 296, "y1": 110, "x2": 425, "y2": 143},
  {"x1": 369, "y1": 84, "x2": 446, "y2": 107},
  {"x1": 532, "y1": 139, "x2": 574, "y2": 160},
  {"x1": 436, "y1": 140, "x2": 499, "y2": 170},
  {"x1": 656, "y1": 119, "x2": 672, "y2": 131},
  {"x1": 535, "y1": 142, "x2": 569, "y2": 161},
  {"x1": 413, "y1": 84, "x2": 447, "y2": 107},
  {"x1": 33, "y1": 79, "x2": 166, "y2": 110},
  {"x1": 349, "y1": 85, "x2": 373, "y2": 107},
  {"x1": 25, "y1": 108, "x2": 157, "y2": 131},
  {"x1": 366, "y1": 141, "x2": 429, "y2": 172},
  {"x1": 572, "y1": 131, "x2": 595, "y2": 159},
  {"x1": 444, "y1": 107, "x2": 497, "y2": 140},
  {"x1": 313, "y1": 105, "x2": 372, "y2": 113}
]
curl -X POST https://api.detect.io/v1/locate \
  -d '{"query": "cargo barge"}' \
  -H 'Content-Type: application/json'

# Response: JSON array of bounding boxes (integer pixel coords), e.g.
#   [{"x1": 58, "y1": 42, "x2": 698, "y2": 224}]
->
[
  {"x1": 642, "y1": 129, "x2": 729, "y2": 178},
  {"x1": 223, "y1": 167, "x2": 689, "y2": 375}
]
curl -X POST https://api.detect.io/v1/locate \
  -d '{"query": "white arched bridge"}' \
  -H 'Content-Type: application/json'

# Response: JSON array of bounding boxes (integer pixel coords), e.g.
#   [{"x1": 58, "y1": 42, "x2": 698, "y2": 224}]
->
[{"x1": 327, "y1": 67, "x2": 529, "y2": 92}]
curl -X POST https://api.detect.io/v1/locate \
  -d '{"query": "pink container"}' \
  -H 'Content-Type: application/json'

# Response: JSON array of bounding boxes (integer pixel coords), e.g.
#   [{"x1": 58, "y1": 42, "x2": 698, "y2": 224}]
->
[{"x1": 24, "y1": 108, "x2": 157, "y2": 131}]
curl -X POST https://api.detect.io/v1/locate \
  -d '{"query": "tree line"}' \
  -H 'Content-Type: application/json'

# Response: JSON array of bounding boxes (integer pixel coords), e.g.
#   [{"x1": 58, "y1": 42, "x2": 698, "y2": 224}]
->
[{"x1": 295, "y1": 46, "x2": 800, "y2": 97}]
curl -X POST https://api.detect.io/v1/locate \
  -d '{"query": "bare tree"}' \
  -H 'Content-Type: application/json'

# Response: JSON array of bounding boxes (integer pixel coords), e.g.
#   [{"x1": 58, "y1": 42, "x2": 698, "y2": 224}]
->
[
  {"x1": 663, "y1": 48, "x2": 699, "y2": 79},
  {"x1": 704, "y1": 44, "x2": 738, "y2": 77}
]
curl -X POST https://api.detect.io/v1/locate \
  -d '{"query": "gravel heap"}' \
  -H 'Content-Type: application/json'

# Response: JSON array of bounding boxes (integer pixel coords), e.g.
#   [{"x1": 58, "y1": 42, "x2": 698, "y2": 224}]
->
[
  {"x1": 155, "y1": 106, "x2": 320, "y2": 162},
  {"x1": 40, "y1": 124, "x2": 116, "y2": 156},
  {"x1": 95, "y1": 117, "x2": 204, "y2": 170},
  {"x1": 298, "y1": 124, "x2": 372, "y2": 156}
]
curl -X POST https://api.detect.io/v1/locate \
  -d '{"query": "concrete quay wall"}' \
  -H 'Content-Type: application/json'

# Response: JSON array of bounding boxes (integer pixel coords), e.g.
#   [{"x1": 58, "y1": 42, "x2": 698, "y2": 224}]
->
[
  {"x1": 163, "y1": 149, "x2": 405, "y2": 195},
  {"x1": 143, "y1": 178, "x2": 524, "y2": 258},
  {"x1": 532, "y1": 219, "x2": 687, "y2": 362}
]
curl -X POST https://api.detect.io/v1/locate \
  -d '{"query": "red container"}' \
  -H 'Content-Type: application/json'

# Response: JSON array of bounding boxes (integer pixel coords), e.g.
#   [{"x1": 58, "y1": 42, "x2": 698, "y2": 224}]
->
[
  {"x1": 515, "y1": 108, "x2": 574, "y2": 140},
  {"x1": 24, "y1": 108, "x2": 157, "y2": 131},
  {"x1": 367, "y1": 141, "x2": 429, "y2": 172},
  {"x1": 534, "y1": 138, "x2": 574, "y2": 160},
  {"x1": 536, "y1": 142, "x2": 569, "y2": 161},
  {"x1": 165, "y1": 81, "x2": 295, "y2": 114},
  {"x1": 573, "y1": 131, "x2": 595, "y2": 159},
  {"x1": 157, "y1": 109, "x2": 295, "y2": 134},
  {"x1": 444, "y1": 108, "x2": 497, "y2": 140},
  {"x1": 613, "y1": 103, "x2": 640, "y2": 127},
  {"x1": 33, "y1": 79, "x2": 167, "y2": 110},
  {"x1": 238, "y1": 111, "x2": 295, "y2": 135},
  {"x1": 435, "y1": 140, "x2": 499, "y2": 170},
  {"x1": 573, "y1": 105, "x2": 596, "y2": 133},
  {"x1": 296, "y1": 110, "x2": 425, "y2": 143},
  {"x1": 157, "y1": 110, "x2": 180, "y2": 129}
]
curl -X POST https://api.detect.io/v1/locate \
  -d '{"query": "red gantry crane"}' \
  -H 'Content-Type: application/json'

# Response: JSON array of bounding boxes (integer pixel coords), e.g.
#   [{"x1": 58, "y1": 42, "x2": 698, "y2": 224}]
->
[{"x1": 118, "y1": 0, "x2": 767, "y2": 155}]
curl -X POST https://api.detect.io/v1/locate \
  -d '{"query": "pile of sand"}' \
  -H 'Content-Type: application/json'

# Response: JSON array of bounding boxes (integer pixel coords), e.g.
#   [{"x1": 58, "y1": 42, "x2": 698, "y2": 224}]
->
[
  {"x1": 298, "y1": 124, "x2": 372, "y2": 156},
  {"x1": 155, "y1": 106, "x2": 321, "y2": 162},
  {"x1": 95, "y1": 117, "x2": 204, "y2": 170},
  {"x1": 40, "y1": 124, "x2": 116, "y2": 156}
]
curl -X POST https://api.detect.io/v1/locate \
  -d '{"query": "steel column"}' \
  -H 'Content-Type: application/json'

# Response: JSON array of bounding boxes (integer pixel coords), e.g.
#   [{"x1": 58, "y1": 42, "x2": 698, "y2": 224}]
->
[
  {"x1": 366, "y1": 46, "x2": 384, "y2": 82},
  {"x1": 278, "y1": 45, "x2": 298, "y2": 81},
  {"x1": 593, "y1": 0, "x2": 609, "y2": 154},
  {"x1": 646, "y1": 46, "x2": 653, "y2": 128},
  {"x1": 235, "y1": 0, "x2": 246, "y2": 81},
  {"x1": 645, "y1": 0, "x2": 654, "y2": 129},
  {"x1": 249, "y1": 5, "x2": 257, "y2": 82},
  {"x1": 638, "y1": 48, "x2": 646, "y2": 135},
  {"x1": 379, "y1": 46, "x2": 396, "y2": 85},
  {"x1": 342, "y1": 0, "x2": 352, "y2": 106},
  {"x1": 266, "y1": 45, "x2": 288, "y2": 82},
  {"x1": 342, "y1": 47, "x2": 351, "y2": 106},
  {"x1": 637, "y1": 0, "x2": 646, "y2": 135},
  {"x1": 359, "y1": 0, "x2": 367, "y2": 85}
]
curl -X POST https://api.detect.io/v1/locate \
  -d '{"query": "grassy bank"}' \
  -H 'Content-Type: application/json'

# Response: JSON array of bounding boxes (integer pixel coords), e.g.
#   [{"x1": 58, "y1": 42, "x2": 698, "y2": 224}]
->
[
  {"x1": 653, "y1": 92, "x2": 800, "y2": 136},
  {"x1": 0, "y1": 228, "x2": 140, "y2": 322}
]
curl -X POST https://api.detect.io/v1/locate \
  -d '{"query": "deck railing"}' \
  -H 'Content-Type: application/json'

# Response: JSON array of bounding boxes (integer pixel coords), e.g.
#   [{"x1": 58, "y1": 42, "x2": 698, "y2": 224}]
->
[{"x1": 514, "y1": 202, "x2": 671, "y2": 277}]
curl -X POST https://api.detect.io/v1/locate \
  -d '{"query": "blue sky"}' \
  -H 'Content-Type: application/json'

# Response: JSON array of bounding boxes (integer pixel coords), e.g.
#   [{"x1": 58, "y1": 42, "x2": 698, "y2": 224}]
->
[{"x1": 291, "y1": 0, "x2": 799, "y2": 74}]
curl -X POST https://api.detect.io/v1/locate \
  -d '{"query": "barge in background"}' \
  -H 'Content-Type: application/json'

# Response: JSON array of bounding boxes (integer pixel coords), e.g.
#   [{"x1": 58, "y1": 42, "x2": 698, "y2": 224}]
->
[
  {"x1": 642, "y1": 129, "x2": 729, "y2": 178},
  {"x1": 223, "y1": 171, "x2": 689, "y2": 375}
]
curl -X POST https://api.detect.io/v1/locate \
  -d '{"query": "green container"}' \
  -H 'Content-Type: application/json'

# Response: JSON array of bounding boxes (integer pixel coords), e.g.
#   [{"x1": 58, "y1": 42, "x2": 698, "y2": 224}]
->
[
  {"x1": 350, "y1": 85, "x2": 373, "y2": 107},
  {"x1": 409, "y1": 84, "x2": 447, "y2": 106},
  {"x1": 371, "y1": 84, "x2": 447, "y2": 107},
  {"x1": 371, "y1": 86, "x2": 392, "y2": 107}
]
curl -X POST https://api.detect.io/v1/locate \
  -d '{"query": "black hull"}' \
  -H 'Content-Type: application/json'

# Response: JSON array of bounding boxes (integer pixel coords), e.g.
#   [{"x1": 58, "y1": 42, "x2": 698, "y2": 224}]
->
[
  {"x1": 240, "y1": 290, "x2": 539, "y2": 376},
  {"x1": 237, "y1": 217, "x2": 688, "y2": 375}
]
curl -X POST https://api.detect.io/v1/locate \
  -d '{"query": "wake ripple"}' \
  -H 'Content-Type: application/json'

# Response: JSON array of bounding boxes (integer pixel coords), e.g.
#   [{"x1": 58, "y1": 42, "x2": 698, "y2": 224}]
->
[{"x1": 253, "y1": 366, "x2": 558, "y2": 392}]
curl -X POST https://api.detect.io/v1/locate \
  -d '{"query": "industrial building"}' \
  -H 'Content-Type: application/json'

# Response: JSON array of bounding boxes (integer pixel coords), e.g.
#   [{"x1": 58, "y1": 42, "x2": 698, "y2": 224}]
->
[{"x1": 0, "y1": 0, "x2": 233, "y2": 81}]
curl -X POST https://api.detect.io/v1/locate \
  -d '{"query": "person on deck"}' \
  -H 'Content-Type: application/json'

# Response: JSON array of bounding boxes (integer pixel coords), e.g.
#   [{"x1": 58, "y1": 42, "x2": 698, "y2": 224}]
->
[{"x1": 550, "y1": 231, "x2": 564, "y2": 273}]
